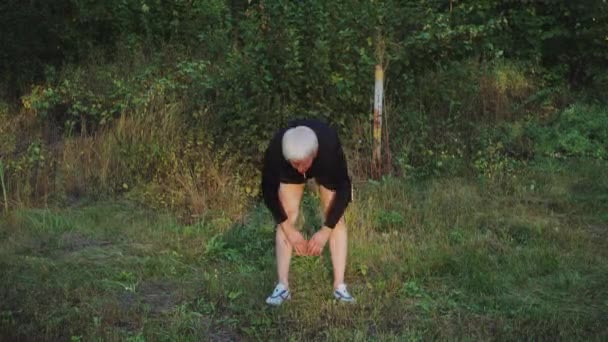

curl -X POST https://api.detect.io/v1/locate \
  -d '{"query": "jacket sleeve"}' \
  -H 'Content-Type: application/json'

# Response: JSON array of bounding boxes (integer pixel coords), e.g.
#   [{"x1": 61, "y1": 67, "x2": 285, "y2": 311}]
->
[
  {"x1": 261, "y1": 134, "x2": 288, "y2": 226},
  {"x1": 323, "y1": 141, "x2": 352, "y2": 229}
]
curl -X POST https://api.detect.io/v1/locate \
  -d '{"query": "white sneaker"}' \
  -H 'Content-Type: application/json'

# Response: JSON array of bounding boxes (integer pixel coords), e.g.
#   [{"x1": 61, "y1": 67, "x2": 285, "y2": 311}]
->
[
  {"x1": 334, "y1": 284, "x2": 356, "y2": 303},
  {"x1": 265, "y1": 283, "x2": 291, "y2": 306}
]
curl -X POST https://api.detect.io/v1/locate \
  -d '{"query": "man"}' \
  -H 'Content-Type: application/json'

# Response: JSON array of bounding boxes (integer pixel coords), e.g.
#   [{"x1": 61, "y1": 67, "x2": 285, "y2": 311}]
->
[{"x1": 261, "y1": 118, "x2": 355, "y2": 305}]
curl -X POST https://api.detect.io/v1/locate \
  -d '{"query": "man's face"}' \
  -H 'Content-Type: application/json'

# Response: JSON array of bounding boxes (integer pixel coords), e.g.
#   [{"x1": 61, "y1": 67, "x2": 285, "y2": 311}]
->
[{"x1": 290, "y1": 156, "x2": 314, "y2": 175}]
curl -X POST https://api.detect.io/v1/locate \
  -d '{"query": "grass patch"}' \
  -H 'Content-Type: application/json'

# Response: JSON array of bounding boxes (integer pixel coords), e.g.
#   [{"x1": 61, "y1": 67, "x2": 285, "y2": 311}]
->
[{"x1": 1, "y1": 160, "x2": 607, "y2": 340}]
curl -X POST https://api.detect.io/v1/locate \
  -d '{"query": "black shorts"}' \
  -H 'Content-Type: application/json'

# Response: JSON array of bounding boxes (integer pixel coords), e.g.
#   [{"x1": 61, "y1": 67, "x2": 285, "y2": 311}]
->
[{"x1": 279, "y1": 174, "x2": 341, "y2": 192}]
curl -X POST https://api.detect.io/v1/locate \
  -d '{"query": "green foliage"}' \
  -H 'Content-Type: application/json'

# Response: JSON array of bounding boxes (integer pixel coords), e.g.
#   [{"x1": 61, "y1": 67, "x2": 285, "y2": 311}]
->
[
  {"x1": 373, "y1": 209, "x2": 405, "y2": 233},
  {"x1": 389, "y1": 59, "x2": 542, "y2": 178},
  {"x1": 2, "y1": 0, "x2": 606, "y2": 101},
  {"x1": 23, "y1": 73, "x2": 127, "y2": 134},
  {"x1": 0, "y1": 1, "x2": 71, "y2": 98},
  {"x1": 2, "y1": 0, "x2": 608, "y2": 212},
  {"x1": 478, "y1": 103, "x2": 608, "y2": 163},
  {"x1": 21, "y1": 57, "x2": 216, "y2": 135},
  {"x1": 0, "y1": 138, "x2": 53, "y2": 208},
  {"x1": 0, "y1": 0, "x2": 233, "y2": 98},
  {"x1": 465, "y1": 102, "x2": 608, "y2": 185},
  {"x1": 546, "y1": 104, "x2": 608, "y2": 158},
  {"x1": 473, "y1": 140, "x2": 520, "y2": 182}
]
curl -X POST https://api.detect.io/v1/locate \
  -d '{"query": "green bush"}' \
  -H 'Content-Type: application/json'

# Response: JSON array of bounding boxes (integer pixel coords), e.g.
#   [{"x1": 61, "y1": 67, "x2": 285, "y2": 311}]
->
[
  {"x1": 22, "y1": 64, "x2": 135, "y2": 135},
  {"x1": 4, "y1": 0, "x2": 608, "y2": 209},
  {"x1": 373, "y1": 209, "x2": 406, "y2": 233},
  {"x1": 388, "y1": 59, "x2": 542, "y2": 178},
  {"x1": 520, "y1": 104, "x2": 608, "y2": 159},
  {"x1": 465, "y1": 103, "x2": 607, "y2": 183}
]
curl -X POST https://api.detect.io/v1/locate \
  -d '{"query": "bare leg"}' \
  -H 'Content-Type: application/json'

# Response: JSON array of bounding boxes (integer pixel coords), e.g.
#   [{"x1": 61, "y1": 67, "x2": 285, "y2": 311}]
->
[
  {"x1": 329, "y1": 221, "x2": 347, "y2": 288},
  {"x1": 275, "y1": 226, "x2": 292, "y2": 287},
  {"x1": 276, "y1": 183, "x2": 305, "y2": 288},
  {"x1": 319, "y1": 185, "x2": 348, "y2": 289}
]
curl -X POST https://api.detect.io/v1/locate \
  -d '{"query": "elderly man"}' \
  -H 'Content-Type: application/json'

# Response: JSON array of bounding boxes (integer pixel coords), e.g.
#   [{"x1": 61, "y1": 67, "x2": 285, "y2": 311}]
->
[{"x1": 261, "y1": 118, "x2": 355, "y2": 305}]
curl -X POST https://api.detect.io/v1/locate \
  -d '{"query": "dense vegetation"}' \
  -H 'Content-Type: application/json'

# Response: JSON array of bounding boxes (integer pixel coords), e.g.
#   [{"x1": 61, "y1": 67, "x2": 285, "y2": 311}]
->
[
  {"x1": 1, "y1": 1, "x2": 607, "y2": 210},
  {"x1": 1, "y1": 0, "x2": 607, "y2": 340}
]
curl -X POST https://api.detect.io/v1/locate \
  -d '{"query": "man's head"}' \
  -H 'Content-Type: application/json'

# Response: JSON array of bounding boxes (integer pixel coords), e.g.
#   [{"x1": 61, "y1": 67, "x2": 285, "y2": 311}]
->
[{"x1": 282, "y1": 126, "x2": 318, "y2": 175}]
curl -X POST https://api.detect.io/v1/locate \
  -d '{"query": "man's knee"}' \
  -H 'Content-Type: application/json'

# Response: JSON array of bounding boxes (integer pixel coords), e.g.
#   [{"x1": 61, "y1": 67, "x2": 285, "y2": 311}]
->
[
  {"x1": 330, "y1": 218, "x2": 347, "y2": 231},
  {"x1": 284, "y1": 209, "x2": 300, "y2": 226},
  {"x1": 276, "y1": 224, "x2": 292, "y2": 248}
]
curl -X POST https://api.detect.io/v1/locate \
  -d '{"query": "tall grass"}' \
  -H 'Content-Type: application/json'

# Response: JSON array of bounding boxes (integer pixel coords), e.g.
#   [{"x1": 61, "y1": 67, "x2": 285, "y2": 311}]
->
[
  {"x1": 1, "y1": 70, "x2": 254, "y2": 220},
  {"x1": 0, "y1": 159, "x2": 7, "y2": 212}
]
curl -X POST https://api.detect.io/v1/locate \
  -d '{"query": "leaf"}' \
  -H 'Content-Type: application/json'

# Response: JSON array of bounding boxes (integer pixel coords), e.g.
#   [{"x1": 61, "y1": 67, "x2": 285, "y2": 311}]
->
[{"x1": 228, "y1": 290, "x2": 242, "y2": 300}]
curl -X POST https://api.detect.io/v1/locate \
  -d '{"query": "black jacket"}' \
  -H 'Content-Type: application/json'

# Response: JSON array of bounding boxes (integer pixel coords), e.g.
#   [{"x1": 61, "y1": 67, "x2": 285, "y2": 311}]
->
[{"x1": 261, "y1": 119, "x2": 352, "y2": 229}]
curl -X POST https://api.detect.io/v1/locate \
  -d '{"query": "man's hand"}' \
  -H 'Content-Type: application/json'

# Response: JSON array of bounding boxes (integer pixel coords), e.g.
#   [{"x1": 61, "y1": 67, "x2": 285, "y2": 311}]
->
[
  {"x1": 307, "y1": 227, "x2": 332, "y2": 256},
  {"x1": 281, "y1": 223, "x2": 308, "y2": 256}
]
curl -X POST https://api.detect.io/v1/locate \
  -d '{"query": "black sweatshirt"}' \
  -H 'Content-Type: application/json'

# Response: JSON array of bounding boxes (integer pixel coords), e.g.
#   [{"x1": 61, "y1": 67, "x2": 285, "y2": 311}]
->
[{"x1": 261, "y1": 119, "x2": 352, "y2": 229}]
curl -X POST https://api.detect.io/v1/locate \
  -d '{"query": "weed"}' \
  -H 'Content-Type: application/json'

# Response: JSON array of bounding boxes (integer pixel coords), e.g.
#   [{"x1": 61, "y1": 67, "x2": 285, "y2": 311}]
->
[{"x1": 0, "y1": 159, "x2": 7, "y2": 212}]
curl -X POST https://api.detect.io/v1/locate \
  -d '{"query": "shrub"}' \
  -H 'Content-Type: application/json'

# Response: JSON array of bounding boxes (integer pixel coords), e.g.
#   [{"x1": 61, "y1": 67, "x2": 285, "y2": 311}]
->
[
  {"x1": 388, "y1": 59, "x2": 541, "y2": 178},
  {"x1": 524, "y1": 104, "x2": 608, "y2": 159}
]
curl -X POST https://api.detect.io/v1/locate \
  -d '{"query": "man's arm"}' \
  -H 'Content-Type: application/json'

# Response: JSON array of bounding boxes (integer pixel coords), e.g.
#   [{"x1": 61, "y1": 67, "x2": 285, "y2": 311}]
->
[
  {"x1": 323, "y1": 142, "x2": 352, "y2": 228},
  {"x1": 261, "y1": 134, "x2": 288, "y2": 225}
]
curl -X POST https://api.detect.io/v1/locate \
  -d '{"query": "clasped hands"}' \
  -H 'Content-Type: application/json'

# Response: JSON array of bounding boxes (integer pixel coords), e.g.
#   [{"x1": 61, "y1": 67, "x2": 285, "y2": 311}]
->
[{"x1": 281, "y1": 222, "x2": 332, "y2": 256}]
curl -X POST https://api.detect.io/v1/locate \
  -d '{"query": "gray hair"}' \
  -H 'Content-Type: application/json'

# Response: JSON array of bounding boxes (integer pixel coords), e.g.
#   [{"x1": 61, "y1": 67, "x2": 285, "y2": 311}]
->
[{"x1": 282, "y1": 126, "x2": 318, "y2": 161}]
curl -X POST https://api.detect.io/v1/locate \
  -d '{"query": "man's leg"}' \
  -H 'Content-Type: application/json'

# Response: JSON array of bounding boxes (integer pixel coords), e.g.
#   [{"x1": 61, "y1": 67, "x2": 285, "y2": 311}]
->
[
  {"x1": 276, "y1": 183, "x2": 305, "y2": 288},
  {"x1": 318, "y1": 185, "x2": 348, "y2": 289}
]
